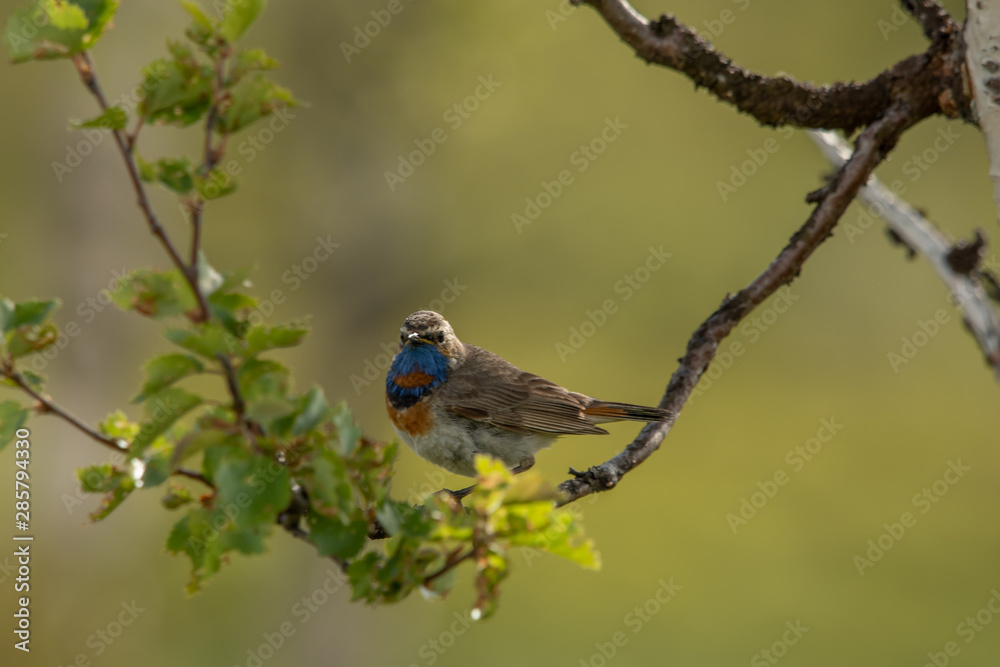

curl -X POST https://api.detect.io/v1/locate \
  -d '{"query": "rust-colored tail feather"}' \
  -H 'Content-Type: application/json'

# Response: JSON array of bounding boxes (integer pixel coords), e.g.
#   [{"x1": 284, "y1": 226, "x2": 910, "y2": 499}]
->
[{"x1": 584, "y1": 401, "x2": 671, "y2": 423}]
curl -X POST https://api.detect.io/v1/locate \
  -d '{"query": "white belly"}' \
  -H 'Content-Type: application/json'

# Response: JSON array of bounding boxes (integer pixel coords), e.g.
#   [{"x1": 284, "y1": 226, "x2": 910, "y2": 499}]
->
[{"x1": 394, "y1": 410, "x2": 557, "y2": 477}]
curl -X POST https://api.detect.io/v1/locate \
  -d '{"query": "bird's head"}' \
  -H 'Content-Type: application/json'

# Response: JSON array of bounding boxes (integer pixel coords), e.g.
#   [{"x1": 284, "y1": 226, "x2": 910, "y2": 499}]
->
[{"x1": 398, "y1": 310, "x2": 464, "y2": 359}]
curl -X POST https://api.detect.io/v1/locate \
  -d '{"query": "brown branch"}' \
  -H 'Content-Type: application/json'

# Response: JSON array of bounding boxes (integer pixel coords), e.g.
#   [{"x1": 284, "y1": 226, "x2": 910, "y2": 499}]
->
[
  {"x1": 809, "y1": 130, "x2": 1000, "y2": 383},
  {"x1": 902, "y1": 0, "x2": 957, "y2": 45},
  {"x1": 558, "y1": 105, "x2": 914, "y2": 504},
  {"x1": 424, "y1": 547, "x2": 475, "y2": 586},
  {"x1": 189, "y1": 49, "x2": 229, "y2": 269},
  {"x1": 175, "y1": 467, "x2": 213, "y2": 487},
  {"x1": 3, "y1": 361, "x2": 216, "y2": 487},
  {"x1": 572, "y1": 0, "x2": 967, "y2": 131},
  {"x1": 71, "y1": 52, "x2": 211, "y2": 323},
  {"x1": 2, "y1": 363, "x2": 125, "y2": 453},
  {"x1": 216, "y1": 354, "x2": 246, "y2": 420}
]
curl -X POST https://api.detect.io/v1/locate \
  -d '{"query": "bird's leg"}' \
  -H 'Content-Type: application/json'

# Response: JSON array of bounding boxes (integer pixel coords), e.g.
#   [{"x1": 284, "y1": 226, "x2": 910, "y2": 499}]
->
[
  {"x1": 444, "y1": 456, "x2": 536, "y2": 501},
  {"x1": 446, "y1": 484, "x2": 477, "y2": 500},
  {"x1": 511, "y1": 456, "x2": 535, "y2": 475}
]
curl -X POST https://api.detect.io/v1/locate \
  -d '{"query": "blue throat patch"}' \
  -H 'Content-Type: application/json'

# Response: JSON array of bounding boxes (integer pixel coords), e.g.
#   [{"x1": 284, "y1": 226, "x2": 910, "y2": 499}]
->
[{"x1": 386, "y1": 343, "x2": 449, "y2": 408}]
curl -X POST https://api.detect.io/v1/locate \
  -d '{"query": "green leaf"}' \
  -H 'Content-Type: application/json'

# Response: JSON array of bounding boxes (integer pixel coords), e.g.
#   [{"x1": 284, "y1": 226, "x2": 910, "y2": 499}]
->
[
  {"x1": 347, "y1": 552, "x2": 379, "y2": 602},
  {"x1": 209, "y1": 292, "x2": 255, "y2": 337},
  {"x1": 1, "y1": 298, "x2": 60, "y2": 357},
  {"x1": 0, "y1": 298, "x2": 58, "y2": 333},
  {"x1": 112, "y1": 268, "x2": 197, "y2": 318},
  {"x1": 4, "y1": 0, "x2": 120, "y2": 64},
  {"x1": 139, "y1": 43, "x2": 212, "y2": 126},
  {"x1": 302, "y1": 450, "x2": 352, "y2": 517},
  {"x1": 194, "y1": 168, "x2": 238, "y2": 200},
  {"x1": 236, "y1": 358, "x2": 289, "y2": 401},
  {"x1": 154, "y1": 157, "x2": 194, "y2": 195},
  {"x1": 139, "y1": 439, "x2": 173, "y2": 487},
  {"x1": 306, "y1": 513, "x2": 367, "y2": 559},
  {"x1": 0, "y1": 369, "x2": 45, "y2": 392},
  {"x1": 0, "y1": 401, "x2": 29, "y2": 451},
  {"x1": 76, "y1": 463, "x2": 135, "y2": 521},
  {"x1": 161, "y1": 483, "x2": 194, "y2": 509},
  {"x1": 179, "y1": 0, "x2": 211, "y2": 31},
  {"x1": 229, "y1": 48, "x2": 278, "y2": 82},
  {"x1": 218, "y1": 72, "x2": 296, "y2": 135},
  {"x1": 134, "y1": 353, "x2": 204, "y2": 402},
  {"x1": 6, "y1": 322, "x2": 57, "y2": 357},
  {"x1": 73, "y1": 106, "x2": 127, "y2": 130},
  {"x1": 332, "y1": 403, "x2": 361, "y2": 456},
  {"x1": 291, "y1": 386, "x2": 330, "y2": 436},
  {"x1": 219, "y1": 0, "x2": 265, "y2": 43},
  {"x1": 172, "y1": 427, "x2": 236, "y2": 466},
  {"x1": 375, "y1": 500, "x2": 433, "y2": 539},
  {"x1": 97, "y1": 410, "x2": 139, "y2": 443},
  {"x1": 164, "y1": 324, "x2": 234, "y2": 359},
  {"x1": 166, "y1": 509, "x2": 223, "y2": 593},
  {"x1": 165, "y1": 440, "x2": 293, "y2": 591},
  {"x1": 130, "y1": 386, "x2": 203, "y2": 457},
  {"x1": 244, "y1": 322, "x2": 309, "y2": 356}
]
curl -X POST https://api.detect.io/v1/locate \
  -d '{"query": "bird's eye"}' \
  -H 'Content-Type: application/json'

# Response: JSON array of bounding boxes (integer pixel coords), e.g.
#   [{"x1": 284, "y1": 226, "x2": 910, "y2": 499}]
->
[
  {"x1": 400, "y1": 332, "x2": 406, "y2": 343},
  {"x1": 435, "y1": 331, "x2": 445, "y2": 343}
]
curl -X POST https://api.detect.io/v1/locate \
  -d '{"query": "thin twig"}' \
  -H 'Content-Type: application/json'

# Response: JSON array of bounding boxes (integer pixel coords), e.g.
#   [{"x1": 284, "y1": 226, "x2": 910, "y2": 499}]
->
[
  {"x1": 190, "y1": 50, "x2": 229, "y2": 269},
  {"x1": 809, "y1": 129, "x2": 1000, "y2": 383},
  {"x1": 71, "y1": 52, "x2": 211, "y2": 323},
  {"x1": 558, "y1": 106, "x2": 914, "y2": 505},
  {"x1": 216, "y1": 354, "x2": 246, "y2": 420},
  {"x1": 424, "y1": 547, "x2": 475, "y2": 586},
  {"x1": 175, "y1": 467, "x2": 213, "y2": 487},
  {"x1": 3, "y1": 363, "x2": 220, "y2": 486},
  {"x1": 3, "y1": 363, "x2": 125, "y2": 452}
]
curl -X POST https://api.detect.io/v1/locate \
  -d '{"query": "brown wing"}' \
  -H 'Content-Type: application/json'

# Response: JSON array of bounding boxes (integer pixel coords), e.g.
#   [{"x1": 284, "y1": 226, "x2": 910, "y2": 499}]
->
[{"x1": 437, "y1": 345, "x2": 608, "y2": 436}]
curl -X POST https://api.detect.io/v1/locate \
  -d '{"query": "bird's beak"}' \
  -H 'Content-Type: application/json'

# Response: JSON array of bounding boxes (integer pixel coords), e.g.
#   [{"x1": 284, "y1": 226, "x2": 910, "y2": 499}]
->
[{"x1": 407, "y1": 332, "x2": 422, "y2": 344}]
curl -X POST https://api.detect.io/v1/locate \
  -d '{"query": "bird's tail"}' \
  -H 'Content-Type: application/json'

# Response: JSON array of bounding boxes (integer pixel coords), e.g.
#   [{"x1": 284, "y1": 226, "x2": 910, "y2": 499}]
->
[{"x1": 584, "y1": 401, "x2": 671, "y2": 424}]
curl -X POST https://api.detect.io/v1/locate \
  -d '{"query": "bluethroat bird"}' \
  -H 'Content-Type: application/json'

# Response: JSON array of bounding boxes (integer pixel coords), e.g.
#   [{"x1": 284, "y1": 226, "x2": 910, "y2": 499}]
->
[{"x1": 385, "y1": 311, "x2": 670, "y2": 477}]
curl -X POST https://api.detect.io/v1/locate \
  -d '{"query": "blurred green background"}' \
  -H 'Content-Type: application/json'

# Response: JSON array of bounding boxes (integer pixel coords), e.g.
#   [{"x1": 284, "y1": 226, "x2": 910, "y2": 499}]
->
[{"x1": 2, "y1": 0, "x2": 999, "y2": 665}]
